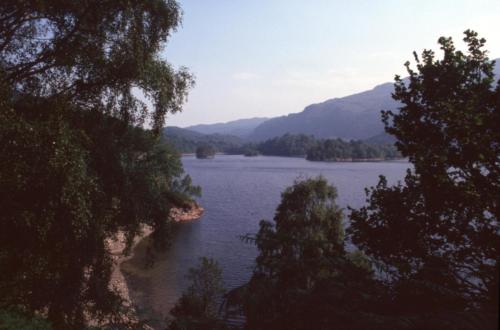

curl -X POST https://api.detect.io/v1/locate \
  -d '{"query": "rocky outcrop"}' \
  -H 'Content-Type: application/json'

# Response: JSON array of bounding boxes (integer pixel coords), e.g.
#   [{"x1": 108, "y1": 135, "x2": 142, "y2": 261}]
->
[{"x1": 170, "y1": 202, "x2": 204, "y2": 222}]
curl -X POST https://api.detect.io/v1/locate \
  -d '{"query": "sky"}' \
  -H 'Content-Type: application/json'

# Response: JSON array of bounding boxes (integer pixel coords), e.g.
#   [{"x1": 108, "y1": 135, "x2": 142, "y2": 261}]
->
[{"x1": 163, "y1": 0, "x2": 500, "y2": 127}]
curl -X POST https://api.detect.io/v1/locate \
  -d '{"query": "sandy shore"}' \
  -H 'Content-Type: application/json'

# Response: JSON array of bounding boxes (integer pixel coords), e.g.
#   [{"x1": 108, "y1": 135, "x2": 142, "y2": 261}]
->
[
  {"x1": 108, "y1": 225, "x2": 154, "y2": 305},
  {"x1": 105, "y1": 203, "x2": 204, "y2": 325}
]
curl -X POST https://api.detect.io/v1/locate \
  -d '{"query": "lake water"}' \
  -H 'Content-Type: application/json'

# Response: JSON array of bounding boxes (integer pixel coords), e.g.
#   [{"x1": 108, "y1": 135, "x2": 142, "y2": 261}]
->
[{"x1": 131, "y1": 155, "x2": 410, "y2": 321}]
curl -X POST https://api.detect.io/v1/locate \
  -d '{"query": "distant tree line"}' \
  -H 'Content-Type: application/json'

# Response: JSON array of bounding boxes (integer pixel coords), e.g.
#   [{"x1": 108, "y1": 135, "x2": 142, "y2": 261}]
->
[
  {"x1": 196, "y1": 144, "x2": 216, "y2": 159},
  {"x1": 256, "y1": 133, "x2": 317, "y2": 156},
  {"x1": 162, "y1": 128, "x2": 244, "y2": 154},
  {"x1": 164, "y1": 131, "x2": 401, "y2": 161},
  {"x1": 306, "y1": 138, "x2": 401, "y2": 161}
]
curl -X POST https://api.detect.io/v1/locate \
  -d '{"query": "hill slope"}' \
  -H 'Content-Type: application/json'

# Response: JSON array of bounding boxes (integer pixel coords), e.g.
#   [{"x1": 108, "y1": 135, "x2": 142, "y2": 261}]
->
[
  {"x1": 186, "y1": 117, "x2": 269, "y2": 137},
  {"x1": 249, "y1": 58, "x2": 500, "y2": 141},
  {"x1": 162, "y1": 127, "x2": 244, "y2": 153},
  {"x1": 249, "y1": 82, "x2": 398, "y2": 141}
]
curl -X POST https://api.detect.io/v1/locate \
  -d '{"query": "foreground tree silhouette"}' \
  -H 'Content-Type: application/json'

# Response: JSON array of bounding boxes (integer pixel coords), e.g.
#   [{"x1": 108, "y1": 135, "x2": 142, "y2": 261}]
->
[
  {"x1": 168, "y1": 257, "x2": 227, "y2": 330},
  {"x1": 0, "y1": 1, "x2": 196, "y2": 327},
  {"x1": 230, "y1": 177, "x2": 380, "y2": 329},
  {"x1": 350, "y1": 30, "x2": 499, "y2": 324}
]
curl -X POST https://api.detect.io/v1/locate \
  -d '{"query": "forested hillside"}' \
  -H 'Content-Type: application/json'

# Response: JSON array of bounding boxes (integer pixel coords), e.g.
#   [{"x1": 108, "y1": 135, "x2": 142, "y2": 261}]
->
[{"x1": 162, "y1": 127, "x2": 244, "y2": 153}]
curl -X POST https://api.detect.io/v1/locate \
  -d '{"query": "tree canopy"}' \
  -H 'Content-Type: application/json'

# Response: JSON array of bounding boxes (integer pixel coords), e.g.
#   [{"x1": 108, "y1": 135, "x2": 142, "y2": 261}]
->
[
  {"x1": 349, "y1": 30, "x2": 499, "y2": 321},
  {"x1": 0, "y1": 0, "x2": 193, "y2": 131},
  {"x1": 0, "y1": 1, "x2": 197, "y2": 328},
  {"x1": 230, "y1": 177, "x2": 380, "y2": 329},
  {"x1": 168, "y1": 257, "x2": 227, "y2": 330}
]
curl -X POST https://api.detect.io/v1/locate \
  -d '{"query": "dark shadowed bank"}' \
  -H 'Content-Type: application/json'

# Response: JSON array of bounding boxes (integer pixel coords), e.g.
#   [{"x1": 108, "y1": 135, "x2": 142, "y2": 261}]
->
[{"x1": 108, "y1": 204, "x2": 204, "y2": 329}]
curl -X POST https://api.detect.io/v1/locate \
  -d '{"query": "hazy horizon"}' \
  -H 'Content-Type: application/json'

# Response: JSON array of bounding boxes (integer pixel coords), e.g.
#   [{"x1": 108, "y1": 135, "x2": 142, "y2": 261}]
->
[{"x1": 165, "y1": 0, "x2": 500, "y2": 128}]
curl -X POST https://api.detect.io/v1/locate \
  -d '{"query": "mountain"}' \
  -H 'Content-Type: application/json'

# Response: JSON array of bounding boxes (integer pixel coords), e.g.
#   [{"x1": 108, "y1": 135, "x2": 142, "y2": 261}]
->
[
  {"x1": 249, "y1": 82, "x2": 399, "y2": 141},
  {"x1": 249, "y1": 58, "x2": 500, "y2": 142},
  {"x1": 186, "y1": 117, "x2": 269, "y2": 137}
]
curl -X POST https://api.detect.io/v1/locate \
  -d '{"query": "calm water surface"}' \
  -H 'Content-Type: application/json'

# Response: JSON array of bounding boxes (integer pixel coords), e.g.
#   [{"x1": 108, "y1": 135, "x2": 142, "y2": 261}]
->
[{"x1": 143, "y1": 155, "x2": 410, "y2": 316}]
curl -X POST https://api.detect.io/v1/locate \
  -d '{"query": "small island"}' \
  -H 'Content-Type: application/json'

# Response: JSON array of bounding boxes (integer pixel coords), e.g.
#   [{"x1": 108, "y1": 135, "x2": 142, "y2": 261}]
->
[
  {"x1": 196, "y1": 144, "x2": 216, "y2": 159},
  {"x1": 244, "y1": 148, "x2": 259, "y2": 157}
]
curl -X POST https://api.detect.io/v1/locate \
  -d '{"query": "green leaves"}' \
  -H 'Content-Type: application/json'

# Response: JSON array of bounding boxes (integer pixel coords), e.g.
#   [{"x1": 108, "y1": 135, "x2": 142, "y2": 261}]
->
[
  {"x1": 349, "y1": 30, "x2": 499, "y2": 316},
  {"x1": 1, "y1": 0, "x2": 193, "y2": 130},
  {"x1": 168, "y1": 257, "x2": 227, "y2": 330},
  {"x1": 0, "y1": 1, "x2": 198, "y2": 327},
  {"x1": 234, "y1": 177, "x2": 385, "y2": 329}
]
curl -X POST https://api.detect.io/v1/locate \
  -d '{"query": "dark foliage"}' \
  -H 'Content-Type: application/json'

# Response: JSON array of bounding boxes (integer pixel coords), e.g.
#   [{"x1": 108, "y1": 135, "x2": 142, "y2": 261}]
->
[
  {"x1": 0, "y1": 0, "x2": 197, "y2": 327},
  {"x1": 257, "y1": 133, "x2": 317, "y2": 157},
  {"x1": 349, "y1": 30, "x2": 499, "y2": 326},
  {"x1": 168, "y1": 257, "x2": 227, "y2": 330},
  {"x1": 162, "y1": 128, "x2": 399, "y2": 161},
  {"x1": 0, "y1": 308, "x2": 53, "y2": 329},
  {"x1": 195, "y1": 144, "x2": 216, "y2": 159},
  {"x1": 162, "y1": 127, "x2": 244, "y2": 154},
  {"x1": 307, "y1": 138, "x2": 400, "y2": 161},
  {"x1": 243, "y1": 148, "x2": 259, "y2": 157},
  {"x1": 228, "y1": 177, "x2": 384, "y2": 329}
]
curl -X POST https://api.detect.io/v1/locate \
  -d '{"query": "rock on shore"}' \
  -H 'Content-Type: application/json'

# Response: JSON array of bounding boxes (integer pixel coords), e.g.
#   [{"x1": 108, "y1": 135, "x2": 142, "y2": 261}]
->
[
  {"x1": 105, "y1": 202, "x2": 204, "y2": 327},
  {"x1": 170, "y1": 202, "x2": 204, "y2": 222}
]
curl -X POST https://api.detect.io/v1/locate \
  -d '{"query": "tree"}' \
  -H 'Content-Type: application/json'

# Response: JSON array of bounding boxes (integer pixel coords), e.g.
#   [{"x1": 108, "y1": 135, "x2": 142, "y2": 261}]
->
[
  {"x1": 168, "y1": 257, "x2": 227, "y2": 330},
  {"x1": 0, "y1": 1, "x2": 196, "y2": 327},
  {"x1": 349, "y1": 30, "x2": 499, "y2": 322},
  {"x1": 233, "y1": 177, "x2": 379, "y2": 329},
  {"x1": 0, "y1": 0, "x2": 193, "y2": 131},
  {"x1": 0, "y1": 308, "x2": 53, "y2": 330}
]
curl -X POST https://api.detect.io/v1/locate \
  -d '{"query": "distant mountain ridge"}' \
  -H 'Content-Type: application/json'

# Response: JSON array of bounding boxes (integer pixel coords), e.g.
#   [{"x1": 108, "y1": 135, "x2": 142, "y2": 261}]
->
[
  {"x1": 186, "y1": 117, "x2": 269, "y2": 137},
  {"x1": 181, "y1": 58, "x2": 499, "y2": 142},
  {"x1": 249, "y1": 58, "x2": 499, "y2": 141},
  {"x1": 249, "y1": 82, "x2": 398, "y2": 141}
]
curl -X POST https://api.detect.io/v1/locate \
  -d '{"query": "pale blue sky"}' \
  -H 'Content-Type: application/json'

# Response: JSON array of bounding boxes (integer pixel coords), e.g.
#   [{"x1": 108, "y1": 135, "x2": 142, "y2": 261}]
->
[{"x1": 164, "y1": 0, "x2": 500, "y2": 127}]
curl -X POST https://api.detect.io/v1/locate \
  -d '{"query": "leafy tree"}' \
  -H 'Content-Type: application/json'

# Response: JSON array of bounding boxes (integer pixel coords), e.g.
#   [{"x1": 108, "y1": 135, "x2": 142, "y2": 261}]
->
[
  {"x1": 0, "y1": 0, "x2": 193, "y2": 131},
  {"x1": 232, "y1": 177, "x2": 380, "y2": 329},
  {"x1": 0, "y1": 0, "x2": 197, "y2": 327},
  {"x1": 0, "y1": 309, "x2": 53, "y2": 330},
  {"x1": 168, "y1": 257, "x2": 227, "y2": 330},
  {"x1": 349, "y1": 30, "x2": 499, "y2": 322}
]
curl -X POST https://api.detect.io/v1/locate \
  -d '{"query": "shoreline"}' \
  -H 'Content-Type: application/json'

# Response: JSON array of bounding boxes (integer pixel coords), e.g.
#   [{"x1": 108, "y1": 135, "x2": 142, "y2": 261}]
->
[
  {"x1": 181, "y1": 153, "x2": 408, "y2": 163},
  {"x1": 106, "y1": 203, "x2": 204, "y2": 326}
]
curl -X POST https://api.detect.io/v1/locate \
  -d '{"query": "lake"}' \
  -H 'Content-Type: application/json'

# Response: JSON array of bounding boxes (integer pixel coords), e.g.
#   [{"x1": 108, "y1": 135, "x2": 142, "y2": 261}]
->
[{"x1": 127, "y1": 155, "x2": 410, "y2": 322}]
